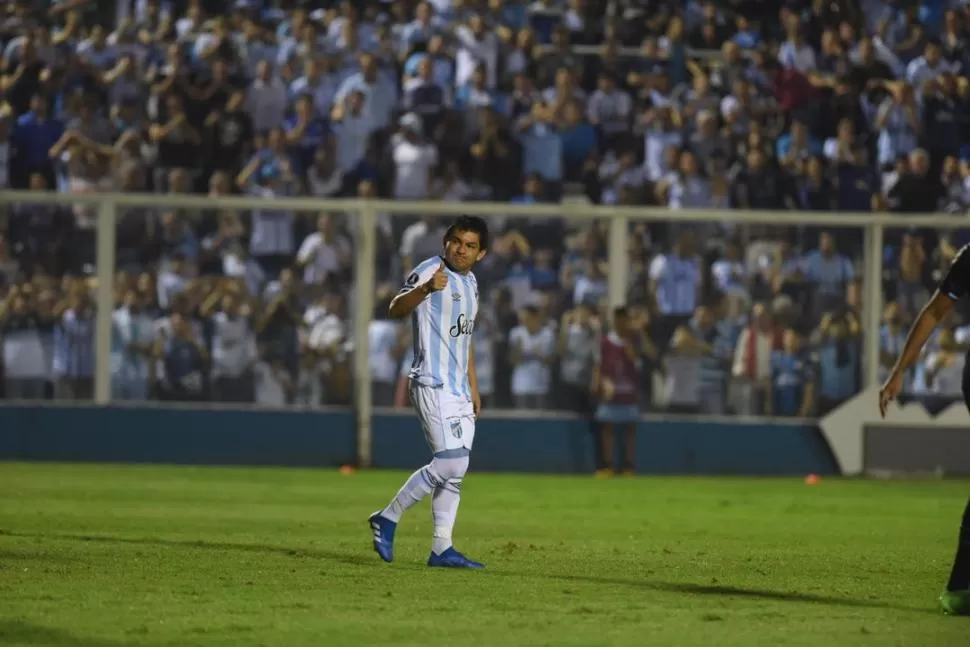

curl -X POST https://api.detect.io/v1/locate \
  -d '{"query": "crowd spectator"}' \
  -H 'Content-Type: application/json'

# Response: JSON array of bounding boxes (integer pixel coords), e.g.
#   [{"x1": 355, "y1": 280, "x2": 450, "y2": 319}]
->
[{"x1": 2, "y1": 0, "x2": 970, "y2": 419}]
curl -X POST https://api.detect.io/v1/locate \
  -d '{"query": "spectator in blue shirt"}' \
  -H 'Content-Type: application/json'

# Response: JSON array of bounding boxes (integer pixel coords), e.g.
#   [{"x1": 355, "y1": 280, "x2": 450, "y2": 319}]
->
[
  {"x1": 397, "y1": 1, "x2": 441, "y2": 53},
  {"x1": 284, "y1": 95, "x2": 332, "y2": 177},
  {"x1": 836, "y1": 145, "x2": 878, "y2": 213},
  {"x1": 334, "y1": 53, "x2": 398, "y2": 132},
  {"x1": 733, "y1": 15, "x2": 761, "y2": 50},
  {"x1": 156, "y1": 311, "x2": 209, "y2": 402},
  {"x1": 922, "y1": 73, "x2": 963, "y2": 167},
  {"x1": 770, "y1": 329, "x2": 816, "y2": 417},
  {"x1": 527, "y1": 0, "x2": 562, "y2": 44},
  {"x1": 455, "y1": 66, "x2": 505, "y2": 114},
  {"x1": 403, "y1": 36, "x2": 454, "y2": 89},
  {"x1": 10, "y1": 94, "x2": 63, "y2": 189},
  {"x1": 776, "y1": 119, "x2": 822, "y2": 173},
  {"x1": 801, "y1": 231, "x2": 855, "y2": 316},
  {"x1": 815, "y1": 311, "x2": 861, "y2": 415},
  {"x1": 528, "y1": 248, "x2": 560, "y2": 291},
  {"x1": 516, "y1": 106, "x2": 563, "y2": 187},
  {"x1": 560, "y1": 100, "x2": 598, "y2": 181}
]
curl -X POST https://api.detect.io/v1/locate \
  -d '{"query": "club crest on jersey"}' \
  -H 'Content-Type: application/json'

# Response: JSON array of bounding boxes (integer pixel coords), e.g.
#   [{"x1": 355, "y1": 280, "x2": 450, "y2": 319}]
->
[
  {"x1": 450, "y1": 419, "x2": 463, "y2": 439},
  {"x1": 452, "y1": 291, "x2": 462, "y2": 301}
]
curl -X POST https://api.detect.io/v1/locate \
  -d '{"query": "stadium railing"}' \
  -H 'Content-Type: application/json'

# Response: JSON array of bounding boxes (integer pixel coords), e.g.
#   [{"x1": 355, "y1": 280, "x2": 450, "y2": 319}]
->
[{"x1": 0, "y1": 190, "x2": 960, "y2": 465}]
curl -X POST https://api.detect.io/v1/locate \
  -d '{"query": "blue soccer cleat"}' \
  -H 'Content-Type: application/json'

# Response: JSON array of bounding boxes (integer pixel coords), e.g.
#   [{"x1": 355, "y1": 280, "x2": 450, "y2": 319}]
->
[
  {"x1": 368, "y1": 512, "x2": 396, "y2": 563},
  {"x1": 427, "y1": 547, "x2": 485, "y2": 569}
]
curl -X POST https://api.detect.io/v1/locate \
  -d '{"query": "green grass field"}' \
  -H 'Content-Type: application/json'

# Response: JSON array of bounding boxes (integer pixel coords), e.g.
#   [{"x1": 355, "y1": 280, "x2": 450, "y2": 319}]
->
[{"x1": 1, "y1": 462, "x2": 968, "y2": 647}]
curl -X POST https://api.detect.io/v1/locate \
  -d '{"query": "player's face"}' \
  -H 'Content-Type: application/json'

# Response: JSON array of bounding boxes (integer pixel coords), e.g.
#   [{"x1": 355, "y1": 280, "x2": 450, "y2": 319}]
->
[{"x1": 443, "y1": 229, "x2": 486, "y2": 273}]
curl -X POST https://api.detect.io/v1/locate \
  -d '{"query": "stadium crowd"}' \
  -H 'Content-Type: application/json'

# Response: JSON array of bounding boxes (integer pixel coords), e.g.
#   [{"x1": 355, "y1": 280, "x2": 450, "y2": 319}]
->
[{"x1": 1, "y1": 0, "x2": 969, "y2": 415}]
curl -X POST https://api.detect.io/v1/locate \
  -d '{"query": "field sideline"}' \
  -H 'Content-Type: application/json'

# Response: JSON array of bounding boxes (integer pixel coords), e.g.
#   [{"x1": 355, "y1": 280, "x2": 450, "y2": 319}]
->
[{"x1": 0, "y1": 462, "x2": 967, "y2": 646}]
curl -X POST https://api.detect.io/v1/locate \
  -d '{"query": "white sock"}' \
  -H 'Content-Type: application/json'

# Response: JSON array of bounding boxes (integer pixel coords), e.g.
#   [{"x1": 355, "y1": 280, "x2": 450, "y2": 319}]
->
[
  {"x1": 431, "y1": 480, "x2": 461, "y2": 555},
  {"x1": 382, "y1": 465, "x2": 439, "y2": 523}
]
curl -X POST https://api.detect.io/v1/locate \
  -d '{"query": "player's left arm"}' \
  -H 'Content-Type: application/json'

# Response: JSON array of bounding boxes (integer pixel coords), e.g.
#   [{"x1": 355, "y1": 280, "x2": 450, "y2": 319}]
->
[{"x1": 467, "y1": 339, "x2": 481, "y2": 416}]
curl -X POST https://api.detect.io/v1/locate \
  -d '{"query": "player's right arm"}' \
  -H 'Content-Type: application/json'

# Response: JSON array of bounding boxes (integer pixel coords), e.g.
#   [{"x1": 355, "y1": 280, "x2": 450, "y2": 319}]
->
[
  {"x1": 388, "y1": 260, "x2": 448, "y2": 319},
  {"x1": 880, "y1": 245, "x2": 970, "y2": 416},
  {"x1": 889, "y1": 291, "x2": 954, "y2": 378}
]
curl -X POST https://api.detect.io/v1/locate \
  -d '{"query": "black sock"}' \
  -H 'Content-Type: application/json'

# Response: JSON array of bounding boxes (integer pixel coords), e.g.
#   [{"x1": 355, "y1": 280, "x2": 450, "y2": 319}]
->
[
  {"x1": 946, "y1": 497, "x2": 970, "y2": 592},
  {"x1": 591, "y1": 426, "x2": 606, "y2": 471}
]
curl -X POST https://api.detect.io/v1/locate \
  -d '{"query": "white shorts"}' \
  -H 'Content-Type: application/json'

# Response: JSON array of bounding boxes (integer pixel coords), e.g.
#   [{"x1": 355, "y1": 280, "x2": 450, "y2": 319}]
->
[{"x1": 410, "y1": 382, "x2": 476, "y2": 456}]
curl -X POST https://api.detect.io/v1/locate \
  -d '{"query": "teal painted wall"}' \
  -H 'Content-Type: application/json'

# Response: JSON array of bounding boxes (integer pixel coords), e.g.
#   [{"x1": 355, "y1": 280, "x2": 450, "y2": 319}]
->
[{"x1": 0, "y1": 406, "x2": 837, "y2": 475}]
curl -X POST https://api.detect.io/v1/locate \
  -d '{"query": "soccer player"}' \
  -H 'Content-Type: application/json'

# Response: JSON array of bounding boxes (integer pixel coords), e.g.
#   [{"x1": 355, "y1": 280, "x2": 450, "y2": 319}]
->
[
  {"x1": 879, "y1": 245, "x2": 970, "y2": 616},
  {"x1": 368, "y1": 216, "x2": 488, "y2": 569}
]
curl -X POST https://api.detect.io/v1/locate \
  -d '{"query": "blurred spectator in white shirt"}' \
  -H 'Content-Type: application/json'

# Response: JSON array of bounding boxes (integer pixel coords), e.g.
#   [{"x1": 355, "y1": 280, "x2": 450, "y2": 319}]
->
[
  {"x1": 390, "y1": 113, "x2": 438, "y2": 199},
  {"x1": 247, "y1": 60, "x2": 288, "y2": 134}
]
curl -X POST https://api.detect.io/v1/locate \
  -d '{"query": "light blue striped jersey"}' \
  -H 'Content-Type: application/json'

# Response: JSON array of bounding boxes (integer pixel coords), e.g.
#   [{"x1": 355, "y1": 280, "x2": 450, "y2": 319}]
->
[
  {"x1": 402, "y1": 256, "x2": 479, "y2": 397},
  {"x1": 800, "y1": 250, "x2": 853, "y2": 296},
  {"x1": 648, "y1": 253, "x2": 700, "y2": 315},
  {"x1": 53, "y1": 308, "x2": 95, "y2": 379}
]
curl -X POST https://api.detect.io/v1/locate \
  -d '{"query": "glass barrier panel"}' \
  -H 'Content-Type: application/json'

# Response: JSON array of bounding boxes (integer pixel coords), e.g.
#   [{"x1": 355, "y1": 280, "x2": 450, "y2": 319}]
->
[
  {"x1": 110, "y1": 190, "x2": 355, "y2": 408},
  {"x1": 3, "y1": 187, "x2": 99, "y2": 402},
  {"x1": 642, "y1": 219, "x2": 867, "y2": 419},
  {"x1": 882, "y1": 224, "x2": 965, "y2": 414}
]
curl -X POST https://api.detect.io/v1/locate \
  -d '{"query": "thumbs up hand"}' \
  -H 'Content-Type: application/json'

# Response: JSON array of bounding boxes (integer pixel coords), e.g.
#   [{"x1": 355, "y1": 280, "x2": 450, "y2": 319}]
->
[{"x1": 428, "y1": 262, "x2": 449, "y2": 292}]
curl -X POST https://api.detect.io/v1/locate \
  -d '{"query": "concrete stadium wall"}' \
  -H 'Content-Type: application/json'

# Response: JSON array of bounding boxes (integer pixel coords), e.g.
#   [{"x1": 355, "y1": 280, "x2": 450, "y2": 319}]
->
[{"x1": 0, "y1": 406, "x2": 838, "y2": 475}]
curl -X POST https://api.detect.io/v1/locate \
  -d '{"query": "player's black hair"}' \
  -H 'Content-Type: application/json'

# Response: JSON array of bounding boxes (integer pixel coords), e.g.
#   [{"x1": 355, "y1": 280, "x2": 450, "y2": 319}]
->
[
  {"x1": 613, "y1": 306, "x2": 630, "y2": 320},
  {"x1": 445, "y1": 216, "x2": 490, "y2": 251}
]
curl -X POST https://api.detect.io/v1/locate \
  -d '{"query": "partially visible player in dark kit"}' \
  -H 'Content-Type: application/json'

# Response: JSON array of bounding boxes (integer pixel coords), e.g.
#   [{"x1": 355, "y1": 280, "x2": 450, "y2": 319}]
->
[{"x1": 880, "y1": 244, "x2": 970, "y2": 616}]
